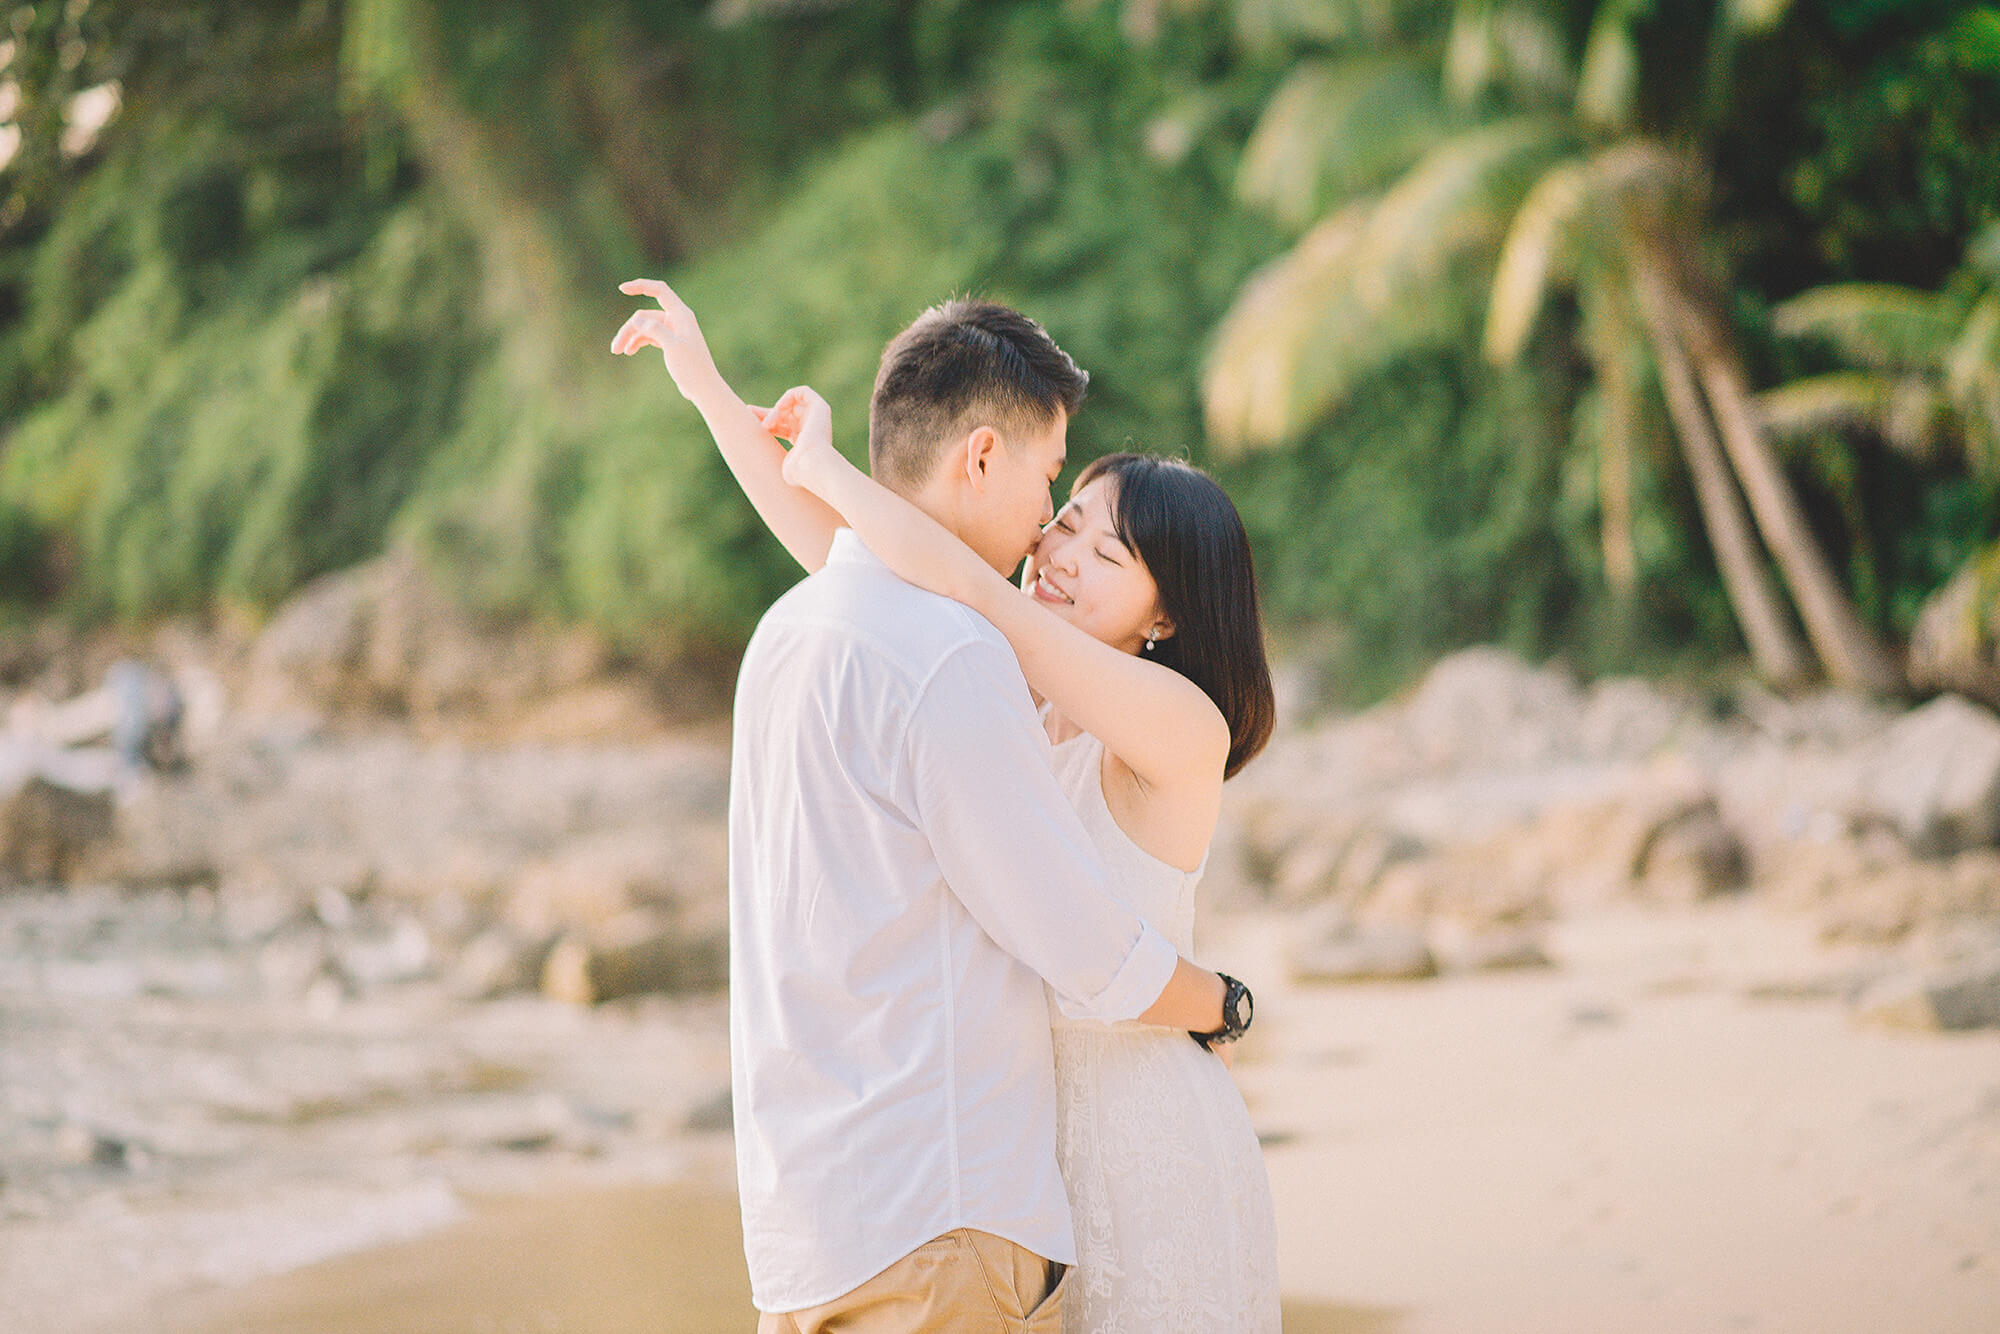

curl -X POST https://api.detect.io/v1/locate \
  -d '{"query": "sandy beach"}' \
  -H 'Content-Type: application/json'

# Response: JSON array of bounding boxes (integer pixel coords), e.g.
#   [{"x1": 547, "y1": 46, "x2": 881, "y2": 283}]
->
[
  {"x1": 12, "y1": 898, "x2": 1984, "y2": 1334},
  {"x1": 1230, "y1": 904, "x2": 2000, "y2": 1333}
]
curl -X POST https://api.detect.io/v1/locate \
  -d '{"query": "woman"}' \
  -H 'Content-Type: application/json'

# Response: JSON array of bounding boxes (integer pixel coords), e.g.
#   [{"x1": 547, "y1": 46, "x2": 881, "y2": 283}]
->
[{"x1": 613, "y1": 282, "x2": 1281, "y2": 1332}]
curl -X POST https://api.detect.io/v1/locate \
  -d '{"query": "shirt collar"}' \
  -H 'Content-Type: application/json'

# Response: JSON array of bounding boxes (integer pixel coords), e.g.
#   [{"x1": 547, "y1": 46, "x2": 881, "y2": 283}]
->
[{"x1": 825, "y1": 528, "x2": 883, "y2": 569}]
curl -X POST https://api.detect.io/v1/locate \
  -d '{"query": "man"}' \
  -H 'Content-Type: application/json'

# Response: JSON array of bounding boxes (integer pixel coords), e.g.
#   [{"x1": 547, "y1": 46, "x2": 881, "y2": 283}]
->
[{"x1": 614, "y1": 288, "x2": 1244, "y2": 1333}]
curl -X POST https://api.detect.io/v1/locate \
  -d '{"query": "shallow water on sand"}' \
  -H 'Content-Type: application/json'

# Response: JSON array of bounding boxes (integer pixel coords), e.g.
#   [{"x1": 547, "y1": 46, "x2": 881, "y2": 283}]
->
[{"x1": 158, "y1": 1182, "x2": 1395, "y2": 1334}]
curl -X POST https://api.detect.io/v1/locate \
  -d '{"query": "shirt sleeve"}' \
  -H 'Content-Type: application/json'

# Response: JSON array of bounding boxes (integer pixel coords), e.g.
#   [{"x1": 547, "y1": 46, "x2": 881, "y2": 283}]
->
[{"x1": 902, "y1": 635, "x2": 1180, "y2": 1023}]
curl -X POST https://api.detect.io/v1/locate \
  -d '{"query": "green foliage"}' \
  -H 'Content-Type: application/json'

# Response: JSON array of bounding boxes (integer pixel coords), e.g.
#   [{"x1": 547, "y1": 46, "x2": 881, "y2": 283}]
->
[
  {"x1": 1220, "y1": 334, "x2": 1740, "y2": 703},
  {"x1": 0, "y1": 136, "x2": 483, "y2": 616},
  {"x1": 0, "y1": 0, "x2": 1278, "y2": 658},
  {"x1": 1223, "y1": 344, "x2": 1607, "y2": 702},
  {"x1": 1781, "y1": 10, "x2": 2000, "y2": 284},
  {"x1": 1, "y1": 0, "x2": 1996, "y2": 697},
  {"x1": 0, "y1": 497, "x2": 52, "y2": 607},
  {"x1": 414, "y1": 1, "x2": 1280, "y2": 650}
]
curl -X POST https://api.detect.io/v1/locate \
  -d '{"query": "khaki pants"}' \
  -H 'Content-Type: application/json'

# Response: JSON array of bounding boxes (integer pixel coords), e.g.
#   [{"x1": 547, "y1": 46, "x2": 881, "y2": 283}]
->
[{"x1": 756, "y1": 1229, "x2": 1067, "y2": 1334}]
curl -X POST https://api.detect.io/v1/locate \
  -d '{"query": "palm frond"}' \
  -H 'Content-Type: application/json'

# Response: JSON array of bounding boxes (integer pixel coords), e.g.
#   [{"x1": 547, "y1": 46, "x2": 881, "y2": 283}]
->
[
  {"x1": 1492, "y1": 6, "x2": 1575, "y2": 103},
  {"x1": 1202, "y1": 205, "x2": 1372, "y2": 452},
  {"x1": 1446, "y1": 5, "x2": 1573, "y2": 106},
  {"x1": 1486, "y1": 141, "x2": 1704, "y2": 366},
  {"x1": 1205, "y1": 117, "x2": 1572, "y2": 453},
  {"x1": 1968, "y1": 221, "x2": 2000, "y2": 284},
  {"x1": 1756, "y1": 372, "x2": 1894, "y2": 438},
  {"x1": 1235, "y1": 55, "x2": 1453, "y2": 230},
  {"x1": 1726, "y1": 0, "x2": 1793, "y2": 35},
  {"x1": 1770, "y1": 283, "x2": 1959, "y2": 373},
  {"x1": 1232, "y1": 0, "x2": 1417, "y2": 48},
  {"x1": 1757, "y1": 371, "x2": 1949, "y2": 462},
  {"x1": 1484, "y1": 158, "x2": 1587, "y2": 364},
  {"x1": 1574, "y1": 7, "x2": 1638, "y2": 129},
  {"x1": 1348, "y1": 115, "x2": 1573, "y2": 313},
  {"x1": 1445, "y1": 9, "x2": 1495, "y2": 105},
  {"x1": 1946, "y1": 292, "x2": 2000, "y2": 478}
]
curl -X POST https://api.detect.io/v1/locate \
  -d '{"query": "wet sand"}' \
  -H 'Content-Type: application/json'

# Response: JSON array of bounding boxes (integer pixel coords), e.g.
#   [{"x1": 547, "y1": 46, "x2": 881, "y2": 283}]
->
[
  {"x1": 156, "y1": 1182, "x2": 1395, "y2": 1334},
  {"x1": 155, "y1": 1184, "x2": 755, "y2": 1334}
]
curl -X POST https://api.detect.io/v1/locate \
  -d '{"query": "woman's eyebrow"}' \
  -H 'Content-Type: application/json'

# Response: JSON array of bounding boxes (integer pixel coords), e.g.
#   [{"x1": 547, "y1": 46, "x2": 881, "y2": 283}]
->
[{"x1": 1070, "y1": 494, "x2": 1134, "y2": 551}]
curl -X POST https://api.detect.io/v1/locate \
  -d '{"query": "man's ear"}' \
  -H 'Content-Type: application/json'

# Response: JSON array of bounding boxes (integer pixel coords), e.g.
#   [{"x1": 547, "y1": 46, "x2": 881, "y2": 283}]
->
[{"x1": 961, "y1": 426, "x2": 1002, "y2": 492}]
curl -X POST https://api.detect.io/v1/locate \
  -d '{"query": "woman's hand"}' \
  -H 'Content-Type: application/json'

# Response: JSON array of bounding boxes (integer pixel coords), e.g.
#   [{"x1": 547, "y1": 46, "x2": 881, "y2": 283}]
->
[
  {"x1": 753, "y1": 386, "x2": 841, "y2": 494},
  {"x1": 612, "y1": 279, "x2": 721, "y2": 399}
]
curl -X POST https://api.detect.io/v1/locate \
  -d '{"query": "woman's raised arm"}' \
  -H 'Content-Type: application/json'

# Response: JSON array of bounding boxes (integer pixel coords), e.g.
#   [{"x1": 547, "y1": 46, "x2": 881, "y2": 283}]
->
[{"x1": 612, "y1": 279, "x2": 844, "y2": 573}]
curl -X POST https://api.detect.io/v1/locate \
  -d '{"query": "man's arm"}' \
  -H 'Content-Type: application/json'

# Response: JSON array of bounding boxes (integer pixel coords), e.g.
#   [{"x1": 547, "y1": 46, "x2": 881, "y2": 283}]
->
[
  {"x1": 1138, "y1": 956, "x2": 1227, "y2": 1033},
  {"x1": 904, "y1": 634, "x2": 1226, "y2": 1034}
]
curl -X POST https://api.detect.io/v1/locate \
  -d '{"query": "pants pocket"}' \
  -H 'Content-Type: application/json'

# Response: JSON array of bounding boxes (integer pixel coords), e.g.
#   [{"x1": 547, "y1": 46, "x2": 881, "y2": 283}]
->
[
  {"x1": 964, "y1": 1230, "x2": 1065, "y2": 1327},
  {"x1": 1025, "y1": 1262, "x2": 1068, "y2": 1332}
]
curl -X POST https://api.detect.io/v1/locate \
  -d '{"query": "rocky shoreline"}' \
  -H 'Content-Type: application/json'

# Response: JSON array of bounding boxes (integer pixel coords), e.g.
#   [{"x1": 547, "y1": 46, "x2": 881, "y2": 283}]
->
[{"x1": 1218, "y1": 649, "x2": 2000, "y2": 1030}]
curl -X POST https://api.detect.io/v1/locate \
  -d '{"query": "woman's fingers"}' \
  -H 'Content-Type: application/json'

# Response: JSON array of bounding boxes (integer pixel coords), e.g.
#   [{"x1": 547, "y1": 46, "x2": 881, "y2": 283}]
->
[
  {"x1": 619, "y1": 278, "x2": 679, "y2": 309},
  {"x1": 758, "y1": 400, "x2": 799, "y2": 438},
  {"x1": 610, "y1": 309, "x2": 680, "y2": 356},
  {"x1": 757, "y1": 386, "x2": 829, "y2": 445},
  {"x1": 613, "y1": 281, "x2": 695, "y2": 357},
  {"x1": 771, "y1": 386, "x2": 819, "y2": 418},
  {"x1": 610, "y1": 311, "x2": 650, "y2": 354},
  {"x1": 759, "y1": 387, "x2": 804, "y2": 434}
]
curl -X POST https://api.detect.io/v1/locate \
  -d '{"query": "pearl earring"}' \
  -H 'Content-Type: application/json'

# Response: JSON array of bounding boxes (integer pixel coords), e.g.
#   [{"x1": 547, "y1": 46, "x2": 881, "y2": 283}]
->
[{"x1": 1144, "y1": 629, "x2": 1158, "y2": 653}]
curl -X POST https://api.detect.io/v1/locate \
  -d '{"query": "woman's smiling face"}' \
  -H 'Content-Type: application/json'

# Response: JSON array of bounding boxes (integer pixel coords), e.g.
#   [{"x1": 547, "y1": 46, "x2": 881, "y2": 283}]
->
[{"x1": 1022, "y1": 476, "x2": 1169, "y2": 655}]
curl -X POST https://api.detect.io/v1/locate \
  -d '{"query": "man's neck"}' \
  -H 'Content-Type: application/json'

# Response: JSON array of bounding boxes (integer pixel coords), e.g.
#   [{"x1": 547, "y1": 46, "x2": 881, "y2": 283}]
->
[
  {"x1": 882, "y1": 471, "x2": 1015, "y2": 576},
  {"x1": 890, "y1": 477, "x2": 968, "y2": 545}
]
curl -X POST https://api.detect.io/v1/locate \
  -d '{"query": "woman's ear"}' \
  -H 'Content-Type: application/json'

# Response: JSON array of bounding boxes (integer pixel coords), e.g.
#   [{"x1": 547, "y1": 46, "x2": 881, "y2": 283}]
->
[{"x1": 1149, "y1": 615, "x2": 1177, "y2": 643}]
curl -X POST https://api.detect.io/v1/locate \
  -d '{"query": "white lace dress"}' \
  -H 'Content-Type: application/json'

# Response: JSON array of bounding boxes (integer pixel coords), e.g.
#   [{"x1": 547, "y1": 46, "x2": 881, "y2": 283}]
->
[{"x1": 1046, "y1": 729, "x2": 1282, "y2": 1333}]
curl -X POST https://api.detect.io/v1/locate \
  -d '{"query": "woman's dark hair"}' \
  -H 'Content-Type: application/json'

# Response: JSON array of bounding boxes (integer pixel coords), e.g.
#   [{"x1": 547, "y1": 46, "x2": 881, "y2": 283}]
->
[{"x1": 1073, "y1": 453, "x2": 1275, "y2": 779}]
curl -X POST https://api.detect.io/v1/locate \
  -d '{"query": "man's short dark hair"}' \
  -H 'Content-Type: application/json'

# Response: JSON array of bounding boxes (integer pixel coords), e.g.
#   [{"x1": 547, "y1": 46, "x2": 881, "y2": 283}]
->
[{"x1": 868, "y1": 299, "x2": 1089, "y2": 490}]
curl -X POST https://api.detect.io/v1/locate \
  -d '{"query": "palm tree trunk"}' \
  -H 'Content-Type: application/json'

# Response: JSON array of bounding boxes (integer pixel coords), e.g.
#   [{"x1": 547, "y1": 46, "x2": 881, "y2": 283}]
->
[
  {"x1": 1631, "y1": 264, "x2": 1814, "y2": 688},
  {"x1": 1592, "y1": 300, "x2": 1640, "y2": 595},
  {"x1": 1671, "y1": 297, "x2": 1906, "y2": 694}
]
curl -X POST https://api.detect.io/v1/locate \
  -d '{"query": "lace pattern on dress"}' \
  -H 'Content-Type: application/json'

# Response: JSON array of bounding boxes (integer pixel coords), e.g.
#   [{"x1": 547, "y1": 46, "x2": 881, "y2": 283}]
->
[{"x1": 1044, "y1": 729, "x2": 1281, "y2": 1333}]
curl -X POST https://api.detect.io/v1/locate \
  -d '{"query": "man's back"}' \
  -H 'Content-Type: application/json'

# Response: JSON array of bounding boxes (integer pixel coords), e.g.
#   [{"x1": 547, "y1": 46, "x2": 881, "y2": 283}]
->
[{"x1": 728, "y1": 531, "x2": 1175, "y2": 1314}]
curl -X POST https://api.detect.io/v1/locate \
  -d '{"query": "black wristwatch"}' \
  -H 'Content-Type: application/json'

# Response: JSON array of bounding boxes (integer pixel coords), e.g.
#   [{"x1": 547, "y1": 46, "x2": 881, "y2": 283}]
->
[{"x1": 1191, "y1": 973, "x2": 1253, "y2": 1050}]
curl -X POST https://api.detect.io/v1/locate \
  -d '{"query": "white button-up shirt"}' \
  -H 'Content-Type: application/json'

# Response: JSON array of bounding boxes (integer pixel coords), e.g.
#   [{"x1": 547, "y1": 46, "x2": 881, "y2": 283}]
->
[{"x1": 728, "y1": 530, "x2": 1179, "y2": 1314}]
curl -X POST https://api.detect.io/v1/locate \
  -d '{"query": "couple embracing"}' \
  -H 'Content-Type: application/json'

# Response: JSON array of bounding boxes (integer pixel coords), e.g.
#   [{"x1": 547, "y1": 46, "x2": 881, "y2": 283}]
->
[{"x1": 614, "y1": 284, "x2": 1281, "y2": 1333}]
